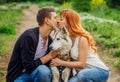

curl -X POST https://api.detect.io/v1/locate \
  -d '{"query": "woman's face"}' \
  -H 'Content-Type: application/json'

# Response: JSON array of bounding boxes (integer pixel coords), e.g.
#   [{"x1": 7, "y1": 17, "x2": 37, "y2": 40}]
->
[{"x1": 57, "y1": 16, "x2": 66, "y2": 29}]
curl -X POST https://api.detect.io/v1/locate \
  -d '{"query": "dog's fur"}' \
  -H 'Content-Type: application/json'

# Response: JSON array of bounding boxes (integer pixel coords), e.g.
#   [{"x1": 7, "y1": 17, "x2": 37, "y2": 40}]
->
[{"x1": 50, "y1": 26, "x2": 72, "y2": 82}]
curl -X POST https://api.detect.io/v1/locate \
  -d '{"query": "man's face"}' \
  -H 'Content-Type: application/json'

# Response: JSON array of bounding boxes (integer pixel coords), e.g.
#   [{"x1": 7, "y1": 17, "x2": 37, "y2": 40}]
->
[{"x1": 48, "y1": 12, "x2": 57, "y2": 29}]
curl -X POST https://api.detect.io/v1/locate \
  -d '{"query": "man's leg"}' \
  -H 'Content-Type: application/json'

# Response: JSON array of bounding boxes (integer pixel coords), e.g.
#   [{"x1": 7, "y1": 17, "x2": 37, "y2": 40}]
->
[
  {"x1": 30, "y1": 65, "x2": 52, "y2": 82},
  {"x1": 14, "y1": 73, "x2": 29, "y2": 82}
]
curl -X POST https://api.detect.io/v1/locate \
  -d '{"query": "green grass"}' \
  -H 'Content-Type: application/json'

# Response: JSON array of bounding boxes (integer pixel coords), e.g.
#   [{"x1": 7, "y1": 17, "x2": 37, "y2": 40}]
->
[
  {"x1": 0, "y1": 10, "x2": 22, "y2": 34},
  {"x1": 90, "y1": 4, "x2": 120, "y2": 21},
  {"x1": 0, "y1": 3, "x2": 24, "y2": 71},
  {"x1": 0, "y1": 71, "x2": 5, "y2": 77},
  {"x1": 0, "y1": 9, "x2": 22, "y2": 56},
  {"x1": 0, "y1": 34, "x2": 15, "y2": 56},
  {"x1": 0, "y1": 2, "x2": 30, "y2": 55}
]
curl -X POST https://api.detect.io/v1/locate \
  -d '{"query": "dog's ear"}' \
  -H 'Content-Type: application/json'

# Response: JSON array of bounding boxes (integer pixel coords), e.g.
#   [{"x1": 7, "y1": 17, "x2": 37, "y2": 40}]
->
[
  {"x1": 50, "y1": 26, "x2": 60, "y2": 39},
  {"x1": 61, "y1": 26, "x2": 68, "y2": 35},
  {"x1": 53, "y1": 26, "x2": 59, "y2": 31}
]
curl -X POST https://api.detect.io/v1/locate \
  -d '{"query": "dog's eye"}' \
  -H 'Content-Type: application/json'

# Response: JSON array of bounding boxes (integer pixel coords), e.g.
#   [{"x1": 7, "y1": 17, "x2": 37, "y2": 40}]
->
[{"x1": 57, "y1": 38, "x2": 60, "y2": 40}]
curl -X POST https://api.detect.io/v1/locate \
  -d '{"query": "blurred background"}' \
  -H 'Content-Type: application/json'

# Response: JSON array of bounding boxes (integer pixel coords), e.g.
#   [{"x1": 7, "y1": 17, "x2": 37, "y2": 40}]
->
[{"x1": 0, "y1": 0, "x2": 120, "y2": 82}]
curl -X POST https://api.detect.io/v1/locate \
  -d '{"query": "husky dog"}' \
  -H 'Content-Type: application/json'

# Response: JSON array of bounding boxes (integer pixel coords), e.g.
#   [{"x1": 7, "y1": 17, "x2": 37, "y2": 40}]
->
[{"x1": 50, "y1": 26, "x2": 72, "y2": 82}]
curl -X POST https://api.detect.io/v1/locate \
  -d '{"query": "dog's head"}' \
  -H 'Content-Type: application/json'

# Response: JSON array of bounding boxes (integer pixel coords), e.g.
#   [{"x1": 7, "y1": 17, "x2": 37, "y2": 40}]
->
[{"x1": 50, "y1": 26, "x2": 72, "y2": 54}]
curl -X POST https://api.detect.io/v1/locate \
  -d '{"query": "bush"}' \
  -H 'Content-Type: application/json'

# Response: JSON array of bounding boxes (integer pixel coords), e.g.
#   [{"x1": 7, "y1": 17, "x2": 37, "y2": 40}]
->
[
  {"x1": 113, "y1": 48, "x2": 120, "y2": 57},
  {"x1": 53, "y1": 0, "x2": 70, "y2": 4},
  {"x1": 0, "y1": 24, "x2": 16, "y2": 34},
  {"x1": 104, "y1": 41, "x2": 118, "y2": 48},
  {"x1": 72, "y1": 0, "x2": 91, "y2": 12},
  {"x1": 0, "y1": 71, "x2": 5, "y2": 76},
  {"x1": 60, "y1": 2, "x2": 73, "y2": 9},
  {"x1": 106, "y1": 0, "x2": 120, "y2": 9},
  {"x1": 0, "y1": 0, "x2": 7, "y2": 4}
]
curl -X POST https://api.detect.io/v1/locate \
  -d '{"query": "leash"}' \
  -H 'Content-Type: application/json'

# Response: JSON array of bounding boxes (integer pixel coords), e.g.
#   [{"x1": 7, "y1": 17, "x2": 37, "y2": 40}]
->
[{"x1": 57, "y1": 66, "x2": 66, "y2": 82}]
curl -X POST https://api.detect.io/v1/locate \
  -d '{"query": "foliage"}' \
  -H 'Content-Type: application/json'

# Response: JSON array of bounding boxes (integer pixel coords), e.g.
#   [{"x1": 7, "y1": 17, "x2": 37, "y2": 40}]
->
[
  {"x1": 60, "y1": 2, "x2": 73, "y2": 9},
  {"x1": 0, "y1": 0, "x2": 7, "y2": 4},
  {"x1": 0, "y1": 71, "x2": 5, "y2": 76},
  {"x1": 91, "y1": 0, "x2": 105, "y2": 5},
  {"x1": 72, "y1": 0, "x2": 91, "y2": 12},
  {"x1": 90, "y1": 0, "x2": 106, "y2": 17},
  {"x1": 89, "y1": 3, "x2": 120, "y2": 21},
  {"x1": 37, "y1": 1, "x2": 60, "y2": 8},
  {"x1": 113, "y1": 48, "x2": 120, "y2": 57},
  {"x1": 53, "y1": 0, "x2": 70, "y2": 4},
  {"x1": 106, "y1": 0, "x2": 120, "y2": 9},
  {"x1": 54, "y1": 2, "x2": 73, "y2": 16},
  {"x1": 0, "y1": 10, "x2": 22, "y2": 34}
]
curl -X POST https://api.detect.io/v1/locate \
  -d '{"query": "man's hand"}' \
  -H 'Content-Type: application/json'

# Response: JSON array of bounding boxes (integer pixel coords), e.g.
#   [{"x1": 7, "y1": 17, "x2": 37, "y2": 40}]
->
[
  {"x1": 40, "y1": 50, "x2": 60, "y2": 64},
  {"x1": 49, "y1": 50, "x2": 60, "y2": 59}
]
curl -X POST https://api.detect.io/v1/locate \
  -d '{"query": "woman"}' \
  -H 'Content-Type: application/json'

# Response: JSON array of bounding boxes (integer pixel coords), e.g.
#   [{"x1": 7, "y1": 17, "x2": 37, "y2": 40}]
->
[{"x1": 51, "y1": 9, "x2": 109, "y2": 82}]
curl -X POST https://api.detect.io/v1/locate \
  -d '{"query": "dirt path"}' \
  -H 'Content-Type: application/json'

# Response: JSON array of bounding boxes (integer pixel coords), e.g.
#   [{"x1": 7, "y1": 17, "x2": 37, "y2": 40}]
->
[
  {"x1": 2, "y1": 4, "x2": 120, "y2": 82},
  {"x1": 16, "y1": 4, "x2": 39, "y2": 36}
]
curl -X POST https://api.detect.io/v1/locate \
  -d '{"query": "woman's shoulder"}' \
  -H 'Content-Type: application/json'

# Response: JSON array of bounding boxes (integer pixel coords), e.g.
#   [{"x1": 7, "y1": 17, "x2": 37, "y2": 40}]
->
[
  {"x1": 80, "y1": 36, "x2": 87, "y2": 40},
  {"x1": 79, "y1": 36, "x2": 88, "y2": 44}
]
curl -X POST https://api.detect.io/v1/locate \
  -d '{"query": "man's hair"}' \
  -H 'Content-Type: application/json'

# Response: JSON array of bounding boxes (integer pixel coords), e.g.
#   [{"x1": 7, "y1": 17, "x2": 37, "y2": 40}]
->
[{"x1": 36, "y1": 7, "x2": 55, "y2": 26}]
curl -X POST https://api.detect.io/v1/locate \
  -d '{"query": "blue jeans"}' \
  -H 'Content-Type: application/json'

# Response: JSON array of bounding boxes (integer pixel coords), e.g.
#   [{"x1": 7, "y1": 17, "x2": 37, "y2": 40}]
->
[
  {"x1": 69, "y1": 68, "x2": 109, "y2": 82},
  {"x1": 14, "y1": 65, "x2": 52, "y2": 82}
]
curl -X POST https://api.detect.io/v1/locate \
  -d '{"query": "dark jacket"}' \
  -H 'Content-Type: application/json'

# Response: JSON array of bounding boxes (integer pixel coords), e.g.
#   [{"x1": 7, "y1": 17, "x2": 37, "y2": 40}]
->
[{"x1": 6, "y1": 27, "x2": 52, "y2": 82}]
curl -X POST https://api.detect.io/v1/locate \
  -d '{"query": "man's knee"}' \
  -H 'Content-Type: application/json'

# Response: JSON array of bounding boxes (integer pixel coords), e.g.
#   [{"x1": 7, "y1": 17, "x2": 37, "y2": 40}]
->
[{"x1": 36, "y1": 65, "x2": 51, "y2": 76}]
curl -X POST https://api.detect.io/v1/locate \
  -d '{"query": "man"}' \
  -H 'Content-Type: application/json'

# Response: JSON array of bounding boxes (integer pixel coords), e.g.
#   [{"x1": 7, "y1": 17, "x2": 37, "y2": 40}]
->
[{"x1": 6, "y1": 7, "x2": 59, "y2": 82}]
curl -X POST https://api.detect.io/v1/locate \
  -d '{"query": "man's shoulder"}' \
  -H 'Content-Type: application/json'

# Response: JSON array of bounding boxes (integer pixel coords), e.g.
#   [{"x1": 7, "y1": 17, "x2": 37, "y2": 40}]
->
[
  {"x1": 19, "y1": 27, "x2": 39, "y2": 40},
  {"x1": 25, "y1": 27, "x2": 39, "y2": 33},
  {"x1": 22, "y1": 27, "x2": 39, "y2": 36}
]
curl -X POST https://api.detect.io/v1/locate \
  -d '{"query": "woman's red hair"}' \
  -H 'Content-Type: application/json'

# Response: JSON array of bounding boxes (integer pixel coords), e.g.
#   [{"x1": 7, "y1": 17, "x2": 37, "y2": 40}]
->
[{"x1": 60, "y1": 9, "x2": 97, "y2": 53}]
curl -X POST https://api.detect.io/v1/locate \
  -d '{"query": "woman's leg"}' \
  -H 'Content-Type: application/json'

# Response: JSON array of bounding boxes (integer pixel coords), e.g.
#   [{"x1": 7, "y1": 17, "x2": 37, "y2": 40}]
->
[
  {"x1": 69, "y1": 68, "x2": 109, "y2": 82},
  {"x1": 30, "y1": 65, "x2": 52, "y2": 82},
  {"x1": 77, "y1": 68, "x2": 109, "y2": 82},
  {"x1": 68, "y1": 74, "x2": 80, "y2": 82}
]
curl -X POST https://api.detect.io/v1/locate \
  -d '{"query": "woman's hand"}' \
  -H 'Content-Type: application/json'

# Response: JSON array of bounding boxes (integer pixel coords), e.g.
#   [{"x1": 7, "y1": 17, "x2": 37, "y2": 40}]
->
[{"x1": 51, "y1": 58, "x2": 63, "y2": 67}]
